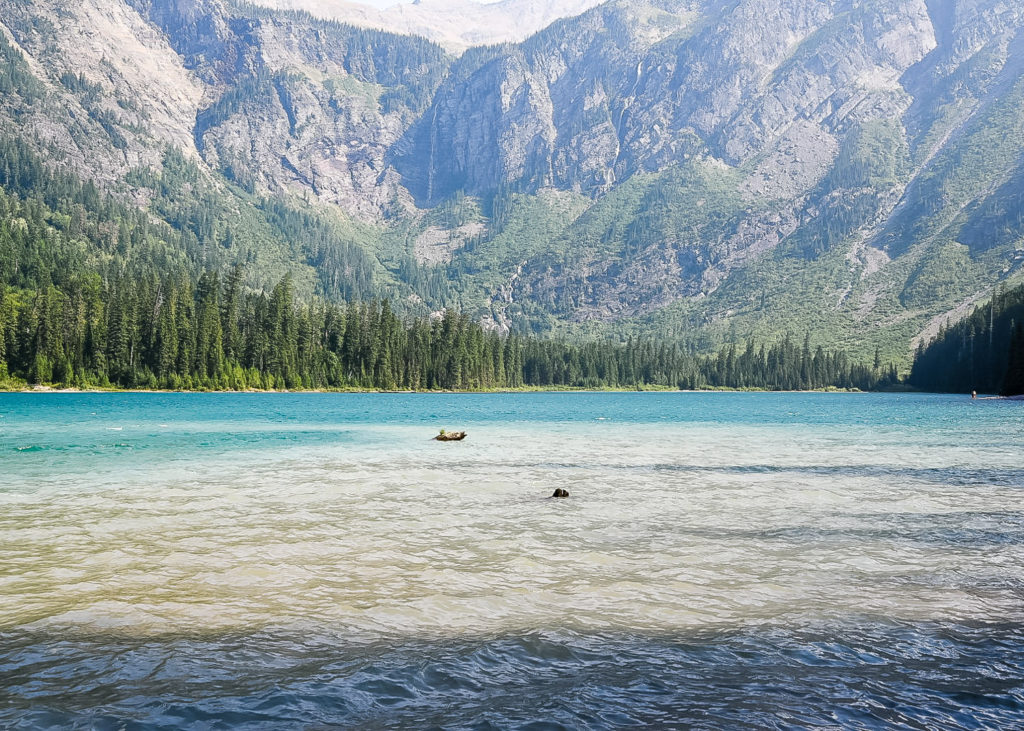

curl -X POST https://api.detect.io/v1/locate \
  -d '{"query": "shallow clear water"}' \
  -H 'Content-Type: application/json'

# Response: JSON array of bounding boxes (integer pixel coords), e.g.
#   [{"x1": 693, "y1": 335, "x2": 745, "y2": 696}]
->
[{"x1": 1, "y1": 392, "x2": 1023, "y2": 728}]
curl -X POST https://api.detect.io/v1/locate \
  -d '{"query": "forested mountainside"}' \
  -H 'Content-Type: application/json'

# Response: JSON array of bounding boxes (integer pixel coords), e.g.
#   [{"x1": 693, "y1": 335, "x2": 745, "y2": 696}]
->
[
  {"x1": 1, "y1": 0, "x2": 1023, "y2": 368},
  {"x1": 0, "y1": 140, "x2": 898, "y2": 391},
  {"x1": 909, "y1": 279, "x2": 1024, "y2": 396}
]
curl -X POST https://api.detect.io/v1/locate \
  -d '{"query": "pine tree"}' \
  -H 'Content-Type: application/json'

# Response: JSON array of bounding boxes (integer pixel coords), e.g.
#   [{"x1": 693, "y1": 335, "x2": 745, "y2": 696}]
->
[
  {"x1": 195, "y1": 271, "x2": 224, "y2": 382},
  {"x1": 1002, "y1": 322, "x2": 1024, "y2": 397}
]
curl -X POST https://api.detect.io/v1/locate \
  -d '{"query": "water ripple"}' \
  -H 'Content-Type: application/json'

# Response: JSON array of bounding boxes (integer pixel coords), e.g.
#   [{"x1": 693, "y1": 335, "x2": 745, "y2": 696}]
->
[
  {"x1": 3, "y1": 623, "x2": 1023, "y2": 729},
  {"x1": 2, "y1": 393, "x2": 1024, "y2": 726}
]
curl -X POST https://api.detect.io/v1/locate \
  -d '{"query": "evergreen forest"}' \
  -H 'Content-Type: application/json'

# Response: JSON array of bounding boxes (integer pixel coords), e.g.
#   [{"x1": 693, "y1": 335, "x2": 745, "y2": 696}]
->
[
  {"x1": 909, "y1": 280, "x2": 1024, "y2": 396},
  {"x1": 0, "y1": 138, "x2": 899, "y2": 392}
]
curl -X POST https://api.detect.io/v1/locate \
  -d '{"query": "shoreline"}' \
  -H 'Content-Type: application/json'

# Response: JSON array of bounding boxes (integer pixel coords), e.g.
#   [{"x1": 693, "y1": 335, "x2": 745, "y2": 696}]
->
[
  {"x1": 4, "y1": 385, "x2": 1022, "y2": 398},
  {"x1": 5, "y1": 384, "x2": 867, "y2": 395}
]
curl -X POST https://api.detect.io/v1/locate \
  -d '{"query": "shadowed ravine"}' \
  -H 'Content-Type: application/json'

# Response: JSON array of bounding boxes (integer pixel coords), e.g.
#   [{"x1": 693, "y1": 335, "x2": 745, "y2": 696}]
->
[{"x1": 1, "y1": 393, "x2": 1023, "y2": 728}]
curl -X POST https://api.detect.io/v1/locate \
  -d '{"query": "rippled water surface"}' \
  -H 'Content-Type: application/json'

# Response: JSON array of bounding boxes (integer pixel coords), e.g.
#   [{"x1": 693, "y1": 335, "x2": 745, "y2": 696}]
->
[{"x1": 2, "y1": 392, "x2": 1023, "y2": 728}]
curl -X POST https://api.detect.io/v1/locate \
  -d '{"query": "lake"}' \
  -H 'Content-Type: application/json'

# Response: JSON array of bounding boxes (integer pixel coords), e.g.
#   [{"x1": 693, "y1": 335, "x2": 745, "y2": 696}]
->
[{"x1": 1, "y1": 392, "x2": 1023, "y2": 728}]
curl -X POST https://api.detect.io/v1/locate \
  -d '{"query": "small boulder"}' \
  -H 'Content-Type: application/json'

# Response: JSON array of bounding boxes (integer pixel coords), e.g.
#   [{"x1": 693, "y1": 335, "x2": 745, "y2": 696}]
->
[{"x1": 551, "y1": 488, "x2": 569, "y2": 498}]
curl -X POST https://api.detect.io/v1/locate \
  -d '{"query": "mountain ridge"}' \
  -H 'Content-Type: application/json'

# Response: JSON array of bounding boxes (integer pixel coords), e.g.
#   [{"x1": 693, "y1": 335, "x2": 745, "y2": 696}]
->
[{"x1": 1, "y1": 0, "x2": 1023, "y2": 366}]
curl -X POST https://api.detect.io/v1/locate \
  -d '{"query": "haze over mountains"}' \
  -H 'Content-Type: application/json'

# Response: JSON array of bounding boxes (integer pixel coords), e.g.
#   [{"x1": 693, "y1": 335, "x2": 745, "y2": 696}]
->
[
  {"x1": 1, "y1": 0, "x2": 1023, "y2": 362},
  {"x1": 248, "y1": 0, "x2": 606, "y2": 50}
]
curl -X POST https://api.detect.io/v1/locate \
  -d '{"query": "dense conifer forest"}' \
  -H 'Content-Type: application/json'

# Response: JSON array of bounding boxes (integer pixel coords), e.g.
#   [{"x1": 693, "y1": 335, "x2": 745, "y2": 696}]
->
[
  {"x1": 0, "y1": 136, "x2": 899, "y2": 392},
  {"x1": 0, "y1": 256, "x2": 897, "y2": 392},
  {"x1": 909, "y1": 281, "x2": 1024, "y2": 396}
]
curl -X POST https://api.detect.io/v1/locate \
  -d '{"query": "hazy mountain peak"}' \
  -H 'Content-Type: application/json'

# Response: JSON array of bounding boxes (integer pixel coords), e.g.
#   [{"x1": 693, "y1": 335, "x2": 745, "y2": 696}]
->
[{"x1": 246, "y1": 0, "x2": 606, "y2": 50}]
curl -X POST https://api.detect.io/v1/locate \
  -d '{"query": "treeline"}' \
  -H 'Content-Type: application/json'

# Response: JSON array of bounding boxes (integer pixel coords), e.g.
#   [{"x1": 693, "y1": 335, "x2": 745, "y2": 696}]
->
[
  {"x1": 909, "y1": 281, "x2": 1024, "y2": 396},
  {"x1": 0, "y1": 261, "x2": 896, "y2": 391},
  {"x1": 0, "y1": 269, "x2": 517, "y2": 390},
  {"x1": 697, "y1": 335, "x2": 897, "y2": 391}
]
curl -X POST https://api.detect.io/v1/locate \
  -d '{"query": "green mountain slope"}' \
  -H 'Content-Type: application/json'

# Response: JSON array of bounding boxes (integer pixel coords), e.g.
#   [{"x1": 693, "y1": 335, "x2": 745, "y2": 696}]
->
[{"x1": 0, "y1": 0, "x2": 1022, "y2": 369}]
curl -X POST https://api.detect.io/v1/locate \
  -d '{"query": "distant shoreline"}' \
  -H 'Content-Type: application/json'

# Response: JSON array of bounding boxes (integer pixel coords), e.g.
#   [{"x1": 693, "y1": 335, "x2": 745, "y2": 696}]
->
[
  {"x1": 5, "y1": 384, "x2": 868, "y2": 395},
  {"x1": 4, "y1": 385, "x2": 1021, "y2": 398}
]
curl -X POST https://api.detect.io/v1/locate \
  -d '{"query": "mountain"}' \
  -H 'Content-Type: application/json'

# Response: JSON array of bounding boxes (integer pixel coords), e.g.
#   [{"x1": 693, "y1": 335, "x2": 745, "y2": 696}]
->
[
  {"x1": 1, "y1": 0, "x2": 1023, "y2": 366},
  {"x1": 246, "y1": 0, "x2": 606, "y2": 51}
]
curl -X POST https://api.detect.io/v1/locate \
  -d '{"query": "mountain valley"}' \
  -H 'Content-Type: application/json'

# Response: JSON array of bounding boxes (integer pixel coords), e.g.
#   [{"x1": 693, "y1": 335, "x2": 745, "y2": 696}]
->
[{"x1": 1, "y1": 0, "x2": 1023, "y2": 365}]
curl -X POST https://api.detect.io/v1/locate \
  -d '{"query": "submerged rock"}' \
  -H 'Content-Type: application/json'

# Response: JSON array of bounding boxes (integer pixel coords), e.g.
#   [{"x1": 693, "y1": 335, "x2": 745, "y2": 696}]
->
[{"x1": 435, "y1": 431, "x2": 467, "y2": 441}]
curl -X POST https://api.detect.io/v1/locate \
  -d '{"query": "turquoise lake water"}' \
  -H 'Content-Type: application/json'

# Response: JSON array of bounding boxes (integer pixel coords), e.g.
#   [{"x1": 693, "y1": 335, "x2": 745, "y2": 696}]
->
[{"x1": 1, "y1": 392, "x2": 1023, "y2": 728}]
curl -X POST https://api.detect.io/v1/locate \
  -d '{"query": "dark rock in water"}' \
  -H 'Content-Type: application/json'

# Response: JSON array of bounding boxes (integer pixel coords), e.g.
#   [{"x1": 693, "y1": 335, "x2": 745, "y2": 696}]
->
[{"x1": 552, "y1": 488, "x2": 569, "y2": 498}]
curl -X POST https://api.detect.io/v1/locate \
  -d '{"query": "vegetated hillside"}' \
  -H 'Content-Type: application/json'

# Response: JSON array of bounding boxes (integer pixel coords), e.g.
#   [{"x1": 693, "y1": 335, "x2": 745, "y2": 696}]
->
[
  {"x1": 1, "y1": 0, "x2": 1023, "y2": 368},
  {"x1": 909, "y1": 279, "x2": 1024, "y2": 395},
  {"x1": 0, "y1": 132, "x2": 902, "y2": 392},
  {"x1": 399, "y1": 0, "x2": 1024, "y2": 364},
  {"x1": 0, "y1": 0, "x2": 455, "y2": 306}
]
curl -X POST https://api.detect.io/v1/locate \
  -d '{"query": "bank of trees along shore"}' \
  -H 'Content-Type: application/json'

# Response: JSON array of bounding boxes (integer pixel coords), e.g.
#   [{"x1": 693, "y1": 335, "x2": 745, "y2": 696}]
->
[
  {"x1": 909, "y1": 281, "x2": 1024, "y2": 396},
  {"x1": 0, "y1": 264, "x2": 523, "y2": 391},
  {"x1": 1, "y1": 265, "x2": 899, "y2": 392}
]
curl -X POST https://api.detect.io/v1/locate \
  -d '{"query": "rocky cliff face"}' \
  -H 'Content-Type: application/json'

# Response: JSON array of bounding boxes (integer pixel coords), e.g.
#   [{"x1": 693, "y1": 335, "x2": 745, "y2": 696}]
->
[
  {"x1": 0, "y1": 0, "x2": 205, "y2": 184},
  {"x1": 394, "y1": 0, "x2": 1024, "y2": 341},
  {"x1": 126, "y1": 0, "x2": 450, "y2": 217},
  {"x1": 398, "y1": 0, "x2": 937, "y2": 202},
  {"x1": 0, "y1": 0, "x2": 448, "y2": 217},
  {"x1": 1, "y1": 0, "x2": 1023, "y2": 360}
]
